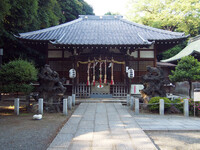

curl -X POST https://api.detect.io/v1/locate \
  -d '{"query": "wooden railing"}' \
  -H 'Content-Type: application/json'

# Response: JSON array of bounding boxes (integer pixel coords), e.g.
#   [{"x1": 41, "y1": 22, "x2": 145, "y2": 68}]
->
[
  {"x1": 75, "y1": 83, "x2": 90, "y2": 98},
  {"x1": 110, "y1": 84, "x2": 127, "y2": 97}
]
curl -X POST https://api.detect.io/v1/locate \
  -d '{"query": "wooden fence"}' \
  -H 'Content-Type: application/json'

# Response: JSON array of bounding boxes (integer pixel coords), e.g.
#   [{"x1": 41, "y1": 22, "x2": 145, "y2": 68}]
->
[
  {"x1": 75, "y1": 83, "x2": 90, "y2": 98},
  {"x1": 110, "y1": 84, "x2": 127, "y2": 97}
]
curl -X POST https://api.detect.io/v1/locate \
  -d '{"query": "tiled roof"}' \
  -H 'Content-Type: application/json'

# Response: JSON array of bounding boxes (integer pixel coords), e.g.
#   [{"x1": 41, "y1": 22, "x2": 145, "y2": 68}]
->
[
  {"x1": 161, "y1": 38, "x2": 200, "y2": 62},
  {"x1": 19, "y1": 15, "x2": 188, "y2": 46}
]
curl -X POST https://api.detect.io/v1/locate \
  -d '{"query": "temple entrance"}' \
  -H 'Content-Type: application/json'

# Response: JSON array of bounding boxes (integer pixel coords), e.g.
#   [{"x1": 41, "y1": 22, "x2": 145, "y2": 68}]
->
[{"x1": 76, "y1": 57, "x2": 126, "y2": 98}]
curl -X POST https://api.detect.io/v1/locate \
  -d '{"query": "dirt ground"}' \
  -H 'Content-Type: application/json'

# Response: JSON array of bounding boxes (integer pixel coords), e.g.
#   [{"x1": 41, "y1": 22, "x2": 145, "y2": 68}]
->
[
  {"x1": 146, "y1": 131, "x2": 200, "y2": 150},
  {"x1": 0, "y1": 107, "x2": 76, "y2": 150}
]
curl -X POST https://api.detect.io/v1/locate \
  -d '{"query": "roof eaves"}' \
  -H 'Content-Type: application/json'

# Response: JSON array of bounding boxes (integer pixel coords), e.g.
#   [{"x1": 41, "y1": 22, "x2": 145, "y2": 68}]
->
[
  {"x1": 151, "y1": 34, "x2": 190, "y2": 41},
  {"x1": 119, "y1": 18, "x2": 186, "y2": 37},
  {"x1": 19, "y1": 18, "x2": 83, "y2": 38}
]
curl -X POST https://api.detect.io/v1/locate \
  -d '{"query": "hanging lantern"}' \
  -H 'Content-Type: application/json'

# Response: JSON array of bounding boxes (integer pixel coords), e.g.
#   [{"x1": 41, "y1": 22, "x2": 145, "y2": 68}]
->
[
  {"x1": 69, "y1": 69, "x2": 76, "y2": 78},
  {"x1": 128, "y1": 69, "x2": 134, "y2": 79}
]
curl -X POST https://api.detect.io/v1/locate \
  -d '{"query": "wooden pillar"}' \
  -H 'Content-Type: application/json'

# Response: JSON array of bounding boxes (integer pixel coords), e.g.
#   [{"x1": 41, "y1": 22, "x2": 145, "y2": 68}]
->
[
  {"x1": 154, "y1": 44, "x2": 157, "y2": 67},
  {"x1": 125, "y1": 55, "x2": 130, "y2": 94}
]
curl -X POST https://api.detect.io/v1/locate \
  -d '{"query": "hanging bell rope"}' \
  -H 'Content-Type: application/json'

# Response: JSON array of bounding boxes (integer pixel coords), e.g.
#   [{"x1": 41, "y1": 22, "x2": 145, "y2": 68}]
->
[
  {"x1": 87, "y1": 60, "x2": 91, "y2": 86},
  {"x1": 92, "y1": 59, "x2": 96, "y2": 86},
  {"x1": 77, "y1": 58, "x2": 124, "y2": 86},
  {"x1": 104, "y1": 59, "x2": 107, "y2": 84},
  {"x1": 111, "y1": 58, "x2": 114, "y2": 85},
  {"x1": 99, "y1": 58, "x2": 103, "y2": 88}
]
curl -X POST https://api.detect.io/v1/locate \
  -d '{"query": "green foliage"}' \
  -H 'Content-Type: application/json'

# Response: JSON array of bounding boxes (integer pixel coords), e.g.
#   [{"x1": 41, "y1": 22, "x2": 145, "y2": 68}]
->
[
  {"x1": 0, "y1": 0, "x2": 94, "y2": 65},
  {"x1": 189, "y1": 99, "x2": 200, "y2": 116},
  {"x1": 0, "y1": 59, "x2": 38, "y2": 94},
  {"x1": 38, "y1": 0, "x2": 63, "y2": 29},
  {"x1": 148, "y1": 97, "x2": 172, "y2": 111},
  {"x1": 105, "y1": 12, "x2": 120, "y2": 15},
  {"x1": 169, "y1": 56, "x2": 200, "y2": 97},
  {"x1": 162, "y1": 41, "x2": 187, "y2": 60},
  {"x1": 169, "y1": 56, "x2": 200, "y2": 82},
  {"x1": 172, "y1": 98, "x2": 184, "y2": 112},
  {"x1": 58, "y1": 0, "x2": 94, "y2": 23},
  {"x1": 126, "y1": 0, "x2": 200, "y2": 36}
]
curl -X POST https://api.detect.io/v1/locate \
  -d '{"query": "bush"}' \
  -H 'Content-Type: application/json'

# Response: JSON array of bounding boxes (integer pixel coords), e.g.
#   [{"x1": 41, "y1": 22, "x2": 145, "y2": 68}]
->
[
  {"x1": 172, "y1": 98, "x2": 184, "y2": 113},
  {"x1": 0, "y1": 59, "x2": 38, "y2": 94},
  {"x1": 188, "y1": 98, "x2": 200, "y2": 116},
  {"x1": 148, "y1": 97, "x2": 172, "y2": 111}
]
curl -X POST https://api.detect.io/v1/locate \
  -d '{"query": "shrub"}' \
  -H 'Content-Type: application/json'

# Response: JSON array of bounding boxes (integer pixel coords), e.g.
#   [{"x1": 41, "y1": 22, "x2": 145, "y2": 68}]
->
[
  {"x1": 188, "y1": 98, "x2": 200, "y2": 116},
  {"x1": 172, "y1": 98, "x2": 184, "y2": 113},
  {"x1": 0, "y1": 59, "x2": 38, "y2": 94},
  {"x1": 148, "y1": 97, "x2": 172, "y2": 111}
]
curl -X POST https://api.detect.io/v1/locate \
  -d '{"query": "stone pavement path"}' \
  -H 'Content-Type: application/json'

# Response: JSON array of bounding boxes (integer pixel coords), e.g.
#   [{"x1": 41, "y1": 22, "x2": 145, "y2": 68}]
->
[
  {"x1": 133, "y1": 114, "x2": 200, "y2": 131},
  {"x1": 47, "y1": 103, "x2": 157, "y2": 150}
]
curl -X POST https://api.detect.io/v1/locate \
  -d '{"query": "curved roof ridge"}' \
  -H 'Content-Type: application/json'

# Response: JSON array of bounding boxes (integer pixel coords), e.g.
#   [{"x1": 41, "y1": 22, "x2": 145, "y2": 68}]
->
[
  {"x1": 119, "y1": 18, "x2": 185, "y2": 37},
  {"x1": 19, "y1": 18, "x2": 82, "y2": 37}
]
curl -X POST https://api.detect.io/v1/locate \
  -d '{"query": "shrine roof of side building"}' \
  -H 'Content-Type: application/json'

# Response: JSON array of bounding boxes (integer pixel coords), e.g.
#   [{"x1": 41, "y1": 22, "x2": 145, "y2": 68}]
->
[{"x1": 18, "y1": 15, "x2": 188, "y2": 47}]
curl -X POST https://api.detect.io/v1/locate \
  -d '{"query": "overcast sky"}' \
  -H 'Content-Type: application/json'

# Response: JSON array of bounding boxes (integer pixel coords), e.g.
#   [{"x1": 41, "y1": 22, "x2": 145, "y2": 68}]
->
[{"x1": 85, "y1": 0, "x2": 129, "y2": 16}]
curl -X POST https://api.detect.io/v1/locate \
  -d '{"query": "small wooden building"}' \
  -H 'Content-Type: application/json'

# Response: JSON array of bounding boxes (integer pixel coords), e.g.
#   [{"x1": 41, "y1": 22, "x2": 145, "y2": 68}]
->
[{"x1": 18, "y1": 15, "x2": 188, "y2": 98}]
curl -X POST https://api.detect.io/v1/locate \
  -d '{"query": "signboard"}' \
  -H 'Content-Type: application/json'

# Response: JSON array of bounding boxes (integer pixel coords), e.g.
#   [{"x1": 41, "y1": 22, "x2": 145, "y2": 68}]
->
[
  {"x1": 194, "y1": 88, "x2": 200, "y2": 101},
  {"x1": 131, "y1": 84, "x2": 144, "y2": 94}
]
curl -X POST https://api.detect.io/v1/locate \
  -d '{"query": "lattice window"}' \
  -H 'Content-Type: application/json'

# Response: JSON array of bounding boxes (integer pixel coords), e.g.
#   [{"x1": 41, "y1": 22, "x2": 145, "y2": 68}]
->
[
  {"x1": 139, "y1": 61, "x2": 154, "y2": 71},
  {"x1": 114, "y1": 64, "x2": 122, "y2": 71},
  {"x1": 129, "y1": 61, "x2": 138, "y2": 71},
  {"x1": 49, "y1": 61, "x2": 72, "y2": 72}
]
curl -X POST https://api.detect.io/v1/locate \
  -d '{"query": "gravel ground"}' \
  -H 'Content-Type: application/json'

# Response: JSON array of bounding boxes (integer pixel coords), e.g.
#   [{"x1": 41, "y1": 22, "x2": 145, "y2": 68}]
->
[
  {"x1": 0, "y1": 107, "x2": 76, "y2": 150},
  {"x1": 146, "y1": 131, "x2": 200, "y2": 150}
]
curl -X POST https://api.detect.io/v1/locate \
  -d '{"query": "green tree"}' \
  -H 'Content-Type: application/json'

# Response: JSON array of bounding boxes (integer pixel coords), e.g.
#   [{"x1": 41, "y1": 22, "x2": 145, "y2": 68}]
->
[
  {"x1": 4, "y1": 0, "x2": 39, "y2": 34},
  {"x1": 38, "y1": 0, "x2": 63, "y2": 29},
  {"x1": 169, "y1": 56, "x2": 200, "y2": 98},
  {"x1": 162, "y1": 41, "x2": 187, "y2": 60},
  {"x1": 0, "y1": 59, "x2": 38, "y2": 94},
  {"x1": 104, "y1": 12, "x2": 120, "y2": 15},
  {"x1": 1, "y1": 0, "x2": 94, "y2": 66},
  {"x1": 58, "y1": 0, "x2": 94, "y2": 23},
  {"x1": 0, "y1": 0, "x2": 10, "y2": 47},
  {"x1": 126, "y1": 0, "x2": 200, "y2": 36}
]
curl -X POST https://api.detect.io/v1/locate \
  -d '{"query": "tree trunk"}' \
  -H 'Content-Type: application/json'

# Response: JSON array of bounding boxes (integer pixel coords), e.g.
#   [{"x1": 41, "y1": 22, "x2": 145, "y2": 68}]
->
[{"x1": 189, "y1": 80, "x2": 192, "y2": 98}]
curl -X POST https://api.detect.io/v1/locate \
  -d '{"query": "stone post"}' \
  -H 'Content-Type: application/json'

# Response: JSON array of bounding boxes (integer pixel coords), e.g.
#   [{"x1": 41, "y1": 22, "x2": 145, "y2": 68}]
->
[
  {"x1": 14, "y1": 98, "x2": 19, "y2": 115},
  {"x1": 159, "y1": 99, "x2": 164, "y2": 115},
  {"x1": 130, "y1": 96, "x2": 134, "y2": 110},
  {"x1": 127, "y1": 94, "x2": 130, "y2": 106},
  {"x1": 184, "y1": 99, "x2": 189, "y2": 117},
  {"x1": 63, "y1": 98, "x2": 68, "y2": 115},
  {"x1": 68, "y1": 96, "x2": 72, "y2": 110},
  {"x1": 135, "y1": 98, "x2": 139, "y2": 115},
  {"x1": 72, "y1": 94, "x2": 76, "y2": 106},
  {"x1": 38, "y1": 98, "x2": 43, "y2": 114}
]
